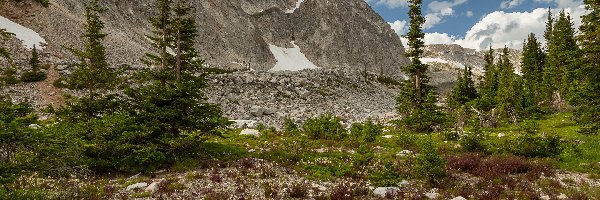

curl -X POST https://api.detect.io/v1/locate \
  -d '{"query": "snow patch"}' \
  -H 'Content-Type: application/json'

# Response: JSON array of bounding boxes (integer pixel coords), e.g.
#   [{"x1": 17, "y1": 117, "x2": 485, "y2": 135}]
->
[
  {"x1": 421, "y1": 57, "x2": 466, "y2": 69},
  {"x1": 0, "y1": 15, "x2": 46, "y2": 50},
  {"x1": 285, "y1": 0, "x2": 305, "y2": 14},
  {"x1": 268, "y1": 41, "x2": 318, "y2": 72}
]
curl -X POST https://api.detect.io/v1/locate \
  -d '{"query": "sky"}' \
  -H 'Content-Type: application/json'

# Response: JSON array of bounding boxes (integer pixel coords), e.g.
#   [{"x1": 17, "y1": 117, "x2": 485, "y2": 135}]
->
[{"x1": 364, "y1": 0, "x2": 586, "y2": 50}]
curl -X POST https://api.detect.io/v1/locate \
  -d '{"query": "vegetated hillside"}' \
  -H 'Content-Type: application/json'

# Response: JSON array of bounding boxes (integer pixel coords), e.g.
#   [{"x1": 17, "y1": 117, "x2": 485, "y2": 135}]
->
[{"x1": 0, "y1": 0, "x2": 409, "y2": 75}]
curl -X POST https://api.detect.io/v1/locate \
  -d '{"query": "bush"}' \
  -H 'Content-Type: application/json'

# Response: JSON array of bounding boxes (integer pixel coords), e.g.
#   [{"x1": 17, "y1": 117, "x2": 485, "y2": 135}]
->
[
  {"x1": 20, "y1": 71, "x2": 47, "y2": 82},
  {"x1": 510, "y1": 121, "x2": 562, "y2": 158},
  {"x1": 368, "y1": 162, "x2": 402, "y2": 187},
  {"x1": 413, "y1": 137, "x2": 446, "y2": 185},
  {"x1": 350, "y1": 120, "x2": 383, "y2": 143},
  {"x1": 283, "y1": 116, "x2": 299, "y2": 134},
  {"x1": 460, "y1": 126, "x2": 488, "y2": 153},
  {"x1": 303, "y1": 113, "x2": 346, "y2": 140}
]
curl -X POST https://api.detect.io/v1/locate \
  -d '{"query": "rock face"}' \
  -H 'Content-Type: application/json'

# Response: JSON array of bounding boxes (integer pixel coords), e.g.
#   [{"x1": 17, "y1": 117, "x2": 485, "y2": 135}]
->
[{"x1": 0, "y1": 0, "x2": 409, "y2": 75}]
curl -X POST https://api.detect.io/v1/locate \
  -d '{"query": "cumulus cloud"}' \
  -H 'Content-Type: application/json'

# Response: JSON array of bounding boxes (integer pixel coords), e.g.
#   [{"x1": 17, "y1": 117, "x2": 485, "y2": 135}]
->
[
  {"x1": 500, "y1": 0, "x2": 525, "y2": 9},
  {"x1": 388, "y1": 20, "x2": 408, "y2": 35},
  {"x1": 423, "y1": 0, "x2": 468, "y2": 29},
  {"x1": 454, "y1": 5, "x2": 585, "y2": 50},
  {"x1": 424, "y1": 32, "x2": 458, "y2": 45},
  {"x1": 365, "y1": 0, "x2": 408, "y2": 9},
  {"x1": 391, "y1": 3, "x2": 586, "y2": 51}
]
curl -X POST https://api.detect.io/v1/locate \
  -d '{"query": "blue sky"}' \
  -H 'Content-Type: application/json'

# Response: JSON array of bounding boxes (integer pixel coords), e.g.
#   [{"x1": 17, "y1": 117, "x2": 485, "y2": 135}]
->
[{"x1": 364, "y1": 0, "x2": 585, "y2": 50}]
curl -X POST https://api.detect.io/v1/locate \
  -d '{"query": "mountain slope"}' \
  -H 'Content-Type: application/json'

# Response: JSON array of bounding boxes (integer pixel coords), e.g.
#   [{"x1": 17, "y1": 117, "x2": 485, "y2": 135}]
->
[{"x1": 0, "y1": 0, "x2": 409, "y2": 75}]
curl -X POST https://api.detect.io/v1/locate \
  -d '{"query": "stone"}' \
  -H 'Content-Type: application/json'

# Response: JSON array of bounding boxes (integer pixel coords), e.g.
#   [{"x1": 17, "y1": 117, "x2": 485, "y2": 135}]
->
[
  {"x1": 263, "y1": 107, "x2": 276, "y2": 115},
  {"x1": 373, "y1": 187, "x2": 399, "y2": 198},
  {"x1": 557, "y1": 193, "x2": 568, "y2": 199},
  {"x1": 28, "y1": 124, "x2": 41, "y2": 129},
  {"x1": 396, "y1": 150, "x2": 413, "y2": 157},
  {"x1": 541, "y1": 195, "x2": 550, "y2": 200},
  {"x1": 240, "y1": 129, "x2": 261, "y2": 137},
  {"x1": 126, "y1": 182, "x2": 148, "y2": 191},
  {"x1": 250, "y1": 106, "x2": 266, "y2": 117},
  {"x1": 451, "y1": 196, "x2": 467, "y2": 200},
  {"x1": 145, "y1": 180, "x2": 163, "y2": 193},
  {"x1": 382, "y1": 135, "x2": 394, "y2": 139},
  {"x1": 425, "y1": 189, "x2": 440, "y2": 199}
]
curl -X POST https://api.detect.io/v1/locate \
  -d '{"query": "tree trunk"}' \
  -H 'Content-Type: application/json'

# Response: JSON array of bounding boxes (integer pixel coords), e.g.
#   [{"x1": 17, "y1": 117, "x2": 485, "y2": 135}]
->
[{"x1": 175, "y1": 29, "x2": 181, "y2": 81}]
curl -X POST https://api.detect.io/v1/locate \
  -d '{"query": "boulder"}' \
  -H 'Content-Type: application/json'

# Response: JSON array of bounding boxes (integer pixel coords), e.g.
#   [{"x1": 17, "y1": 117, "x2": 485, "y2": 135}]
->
[
  {"x1": 126, "y1": 182, "x2": 148, "y2": 191},
  {"x1": 373, "y1": 187, "x2": 399, "y2": 198},
  {"x1": 250, "y1": 106, "x2": 266, "y2": 117},
  {"x1": 145, "y1": 180, "x2": 164, "y2": 194},
  {"x1": 451, "y1": 196, "x2": 467, "y2": 200},
  {"x1": 240, "y1": 129, "x2": 261, "y2": 137},
  {"x1": 230, "y1": 120, "x2": 258, "y2": 129}
]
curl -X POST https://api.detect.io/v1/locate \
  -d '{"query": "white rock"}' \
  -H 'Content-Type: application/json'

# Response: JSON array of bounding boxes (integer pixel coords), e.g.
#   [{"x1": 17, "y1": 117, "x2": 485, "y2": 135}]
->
[
  {"x1": 426, "y1": 189, "x2": 440, "y2": 199},
  {"x1": 498, "y1": 133, "x2": 505, "y2": 137},
  {"x1": 451, "y1": 196, "x2": 467, "y2": 200},
  {"x1": 382, "y1": 135, "x2": 394, "y2": 139},
  {"x1": 558, "y1": 193, "x2": 568, "y2": 199},
  {"x1": 373, "y1": 187, "x2": 399, "y2": 198},
  {"x1": 240, "y1": 129, "x2": 261, "y2": 137},
  {"x1": 541, "y1": 195, "x2": 550, "y2": 200},
  {"x1": 126, "y1": 182, "x2": 148, "y2": 191},
  {"x1": 398, "y1": 180, "x2": 410, "y2": 187},
  {"x1": 28, "y1": 124, "x2": 41, "y2": 129},
  {"x1": 396, "y1": 150, "x2": 413, "y2": 156},
  {"x1": 145, "y1": 181, "x2": 162, "y2": 193}
]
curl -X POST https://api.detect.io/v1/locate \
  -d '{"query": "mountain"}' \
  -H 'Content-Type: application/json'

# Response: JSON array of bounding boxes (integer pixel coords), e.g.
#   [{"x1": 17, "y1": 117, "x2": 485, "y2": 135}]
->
[{"x1": 0, "y1": 0, "x2": 409, "y2": 75}]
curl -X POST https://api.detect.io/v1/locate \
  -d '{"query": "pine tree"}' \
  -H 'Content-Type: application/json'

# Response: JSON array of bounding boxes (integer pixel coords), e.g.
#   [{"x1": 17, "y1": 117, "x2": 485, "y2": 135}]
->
[
  {"x1": 520, "y1": 33, "x2": 545, "y2": 113},
  {"x1": 127, "y1": 0, "x2": 229, "y2": 137},
  {"x1": 476, "y1": 47, "x2": 498, "y2": 112},
  {"x1": 544, "y1": 9, "x2": 553, "y2": 50},
  {"x1": 60, "y1": 0, "x2": 121, "y2": 121},
  {"x1": 495, "y1": 46, "x2": 522, "y2": 123},
  {"x1": 449, "y1": 66, "x2": 478, "y2": 109},
  {"x1": 448, "y1": 66, "x2": 478, "y2": 131},
  {"x1": 572, "y1": 0, "x2": 600, "y2": 134},
  {"x1": 20, "y1": 45, "x2": 47, "y2": 82},
  {"x1": 0, "y1": 29, "x2": 14, "y2": 67},
  {"x1": 542, "y1": 10, "x2": 580, "y2": 109},
  {"x1": 396, "y1": 0, "x2": 445, "y2": 133}
]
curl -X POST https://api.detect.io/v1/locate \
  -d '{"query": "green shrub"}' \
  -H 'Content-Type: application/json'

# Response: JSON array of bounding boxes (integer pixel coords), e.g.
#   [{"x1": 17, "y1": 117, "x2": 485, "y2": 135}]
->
[
  {"x1": 414, "y1": 137, "x2": 446, "y2": 185},
  {"x1": 460, "y1": 126, "x2": 488, "y2": 153},
  {"x1": 353, "y1": 145, "x2": 374, "y2": 167},
  {"x1": 510, "y1": 121, "x2": 562, "y2": 158},
  {"x1": 303, "y1": 113, "x2": 346, "y2": 140},
  {"x1": 368, "y1": 162, "x2": 402, "y2": 187},
  {"x1": 350, "y1": 120, "x2": 383, "y2": 143},
  {"x1": 20, "y1": 71, "x2": 47, "y2": 82},
  {"x1": 283, "y1": 116, "x2": 299, "y2": 134}
]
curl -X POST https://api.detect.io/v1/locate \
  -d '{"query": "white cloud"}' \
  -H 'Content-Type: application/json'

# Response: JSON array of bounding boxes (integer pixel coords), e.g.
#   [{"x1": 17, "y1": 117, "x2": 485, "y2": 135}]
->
[
  {"x1": 388, "y1": 20, "x2": 408, "y2": 35},
  {"x1": 500, "y1": 0, "x2": 525, "y2": 9},
  {"x1": 423, "y1": 0, "x2": 468, "y2": 29},
  {"x1": 466, "y1": 11, "x2": 474, "y2": 17},
  {"x1": 423, "y1": 14, "x2": 443, "y2": 29},
  {"x1": 389, "y1": 2, "x2": 586, "y2": 51},
  {"x1": 455, "y1": 5, "x2": 585, "y2": 50},
  {"x1": 365, "y1": 0, "x2": 408, "y2": 9},
  {"x1": 424, "y1": 32, "x2": 458, "y2": 45}
]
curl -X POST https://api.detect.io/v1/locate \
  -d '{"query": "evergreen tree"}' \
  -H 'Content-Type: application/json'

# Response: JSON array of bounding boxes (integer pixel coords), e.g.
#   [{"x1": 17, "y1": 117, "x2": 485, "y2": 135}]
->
[
  {"x1": 572, "y1": 0, "x2": 600, "y2": 134},
  {"x1": 520, "y1": 33, "x2": 545, "y2": 113},
  {"x1": 0, "y1": 29, "x2": 14, "y2": 67},
  {"x1": 544, "y1": 9, "x2": 553, "y2": 49},
  {"x1": 476, "y1": 46, "x2": 498, "y2": 112},
  {"x1": 126, "y1": 0, "x2": 229, "y2": 146},
  {"x1": 20, "y1": 45, "x2": 47, "y2": 82},
  {"x1": 60, "y1": 0, "x2": 121, "y2": 121},
  {"x1": 495, "y1": 46, "x2": 522, "y2": 123},
  {"x1": 542, "y1": 11, "x2": 580, "y2": 109},
  {"x1": 448, "y1": 66, "x2": 478, "y2": 131},
  {"x1": 396, "y1": 0, "x2": 445, "y2": 133}
]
